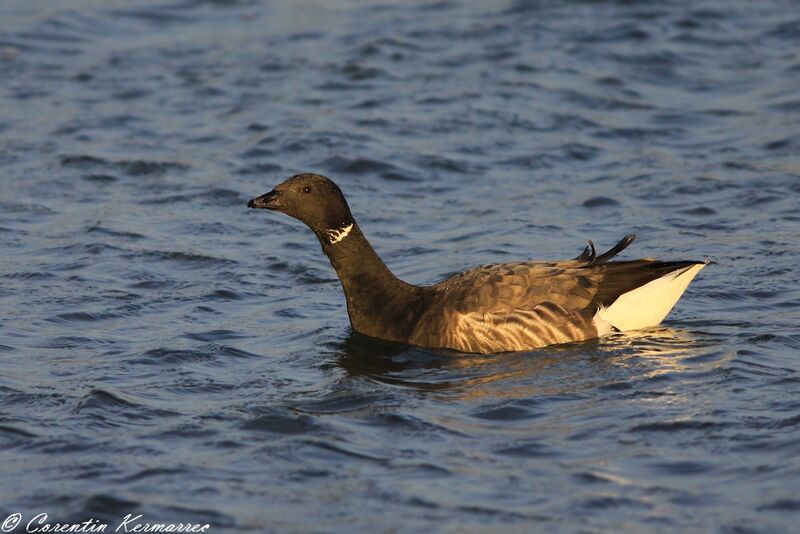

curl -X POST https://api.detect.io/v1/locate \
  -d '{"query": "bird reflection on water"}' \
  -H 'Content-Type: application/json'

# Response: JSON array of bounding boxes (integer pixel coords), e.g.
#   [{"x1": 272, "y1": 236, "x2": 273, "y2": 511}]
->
[{"x1": 326, "y1": 327, "x2": 716, "y2": 402}]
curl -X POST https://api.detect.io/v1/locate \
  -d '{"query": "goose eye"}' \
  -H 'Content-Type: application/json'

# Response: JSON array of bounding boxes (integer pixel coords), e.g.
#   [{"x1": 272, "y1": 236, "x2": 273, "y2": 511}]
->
[{"x1": 302, "y1": 186, "x2": 311, "y2": 193}]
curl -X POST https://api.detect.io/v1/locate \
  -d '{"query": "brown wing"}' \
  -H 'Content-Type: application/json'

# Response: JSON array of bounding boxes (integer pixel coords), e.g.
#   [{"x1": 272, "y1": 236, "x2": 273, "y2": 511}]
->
[
  {"x1": 408, "y1": 235, "x2": 642, "y2": 353},
  {"x1": 409, "y1": 261, "x2": 603, "y2": 352},
  {"x1": 429, "y1": 259, "x2": 602, "y2": 314},
  {"x1": 426, "y1": 233, "x2": 645, "y2": 317}
]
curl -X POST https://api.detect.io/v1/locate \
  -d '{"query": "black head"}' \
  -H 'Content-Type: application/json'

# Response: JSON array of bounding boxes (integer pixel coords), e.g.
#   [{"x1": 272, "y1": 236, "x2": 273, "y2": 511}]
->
[{"x1": 248, "y1": 173, "x2": 354, "y2": 232}]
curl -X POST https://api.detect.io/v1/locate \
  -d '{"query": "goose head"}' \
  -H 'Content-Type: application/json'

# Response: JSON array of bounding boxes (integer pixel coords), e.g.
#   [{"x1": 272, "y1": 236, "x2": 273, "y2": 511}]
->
[{"x1": 248, "y1": 173, "x2": 355, "y2": 237}]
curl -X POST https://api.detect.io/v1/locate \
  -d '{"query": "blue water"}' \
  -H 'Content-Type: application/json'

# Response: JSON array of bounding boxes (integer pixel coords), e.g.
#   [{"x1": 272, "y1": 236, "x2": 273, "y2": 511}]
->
[{"x1": 1, "y1": 0, "x2": 799, "y2": 531}]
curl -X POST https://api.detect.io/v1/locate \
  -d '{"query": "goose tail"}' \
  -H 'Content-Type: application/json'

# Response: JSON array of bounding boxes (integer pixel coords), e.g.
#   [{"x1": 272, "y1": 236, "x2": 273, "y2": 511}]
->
[{"x1": 593, "y1": 260, "x2": 710, "y2": 334}]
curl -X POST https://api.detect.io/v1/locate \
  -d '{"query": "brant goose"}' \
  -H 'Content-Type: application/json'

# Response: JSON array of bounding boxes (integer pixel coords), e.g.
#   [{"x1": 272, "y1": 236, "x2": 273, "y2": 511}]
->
[{"x1": 248, "y1": 173, "x2": 708, "y2": 354}]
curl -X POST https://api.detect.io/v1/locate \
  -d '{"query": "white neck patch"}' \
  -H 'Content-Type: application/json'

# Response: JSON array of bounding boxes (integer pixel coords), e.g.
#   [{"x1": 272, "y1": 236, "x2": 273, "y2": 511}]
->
[{"x1": 325, "y1": 223, "x2": 353, "y2": 245}]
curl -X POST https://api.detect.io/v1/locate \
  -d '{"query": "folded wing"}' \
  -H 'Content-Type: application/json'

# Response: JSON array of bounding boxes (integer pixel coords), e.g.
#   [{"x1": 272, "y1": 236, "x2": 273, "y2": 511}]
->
[{"x1": 410, "y1": 235, "x2": 706, "y2": 353}]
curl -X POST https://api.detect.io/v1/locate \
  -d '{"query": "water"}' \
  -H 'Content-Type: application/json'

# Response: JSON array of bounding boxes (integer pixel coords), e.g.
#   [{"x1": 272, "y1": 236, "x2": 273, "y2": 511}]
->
[{"x1": 1, "y1": 0, "x2": 799, "y2": 531}]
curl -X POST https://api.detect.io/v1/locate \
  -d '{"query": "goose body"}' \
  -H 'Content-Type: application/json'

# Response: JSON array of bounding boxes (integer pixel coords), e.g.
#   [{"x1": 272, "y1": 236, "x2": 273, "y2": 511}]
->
[{"x1": 248, "y1": 174, "x2": 708, "y2": 354}]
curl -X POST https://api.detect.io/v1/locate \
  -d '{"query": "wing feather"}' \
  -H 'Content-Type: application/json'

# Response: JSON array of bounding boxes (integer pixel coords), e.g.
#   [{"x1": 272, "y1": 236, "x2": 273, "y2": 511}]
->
[{"x1": 408, "y1": 235, "x2": 647, "y2": 353}]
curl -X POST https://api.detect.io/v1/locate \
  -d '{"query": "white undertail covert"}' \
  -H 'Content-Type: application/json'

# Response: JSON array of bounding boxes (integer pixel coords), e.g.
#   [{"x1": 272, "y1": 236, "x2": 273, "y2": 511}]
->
[{"x1": 594, "y1": 262, "x2": 707, "y2": 334}]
